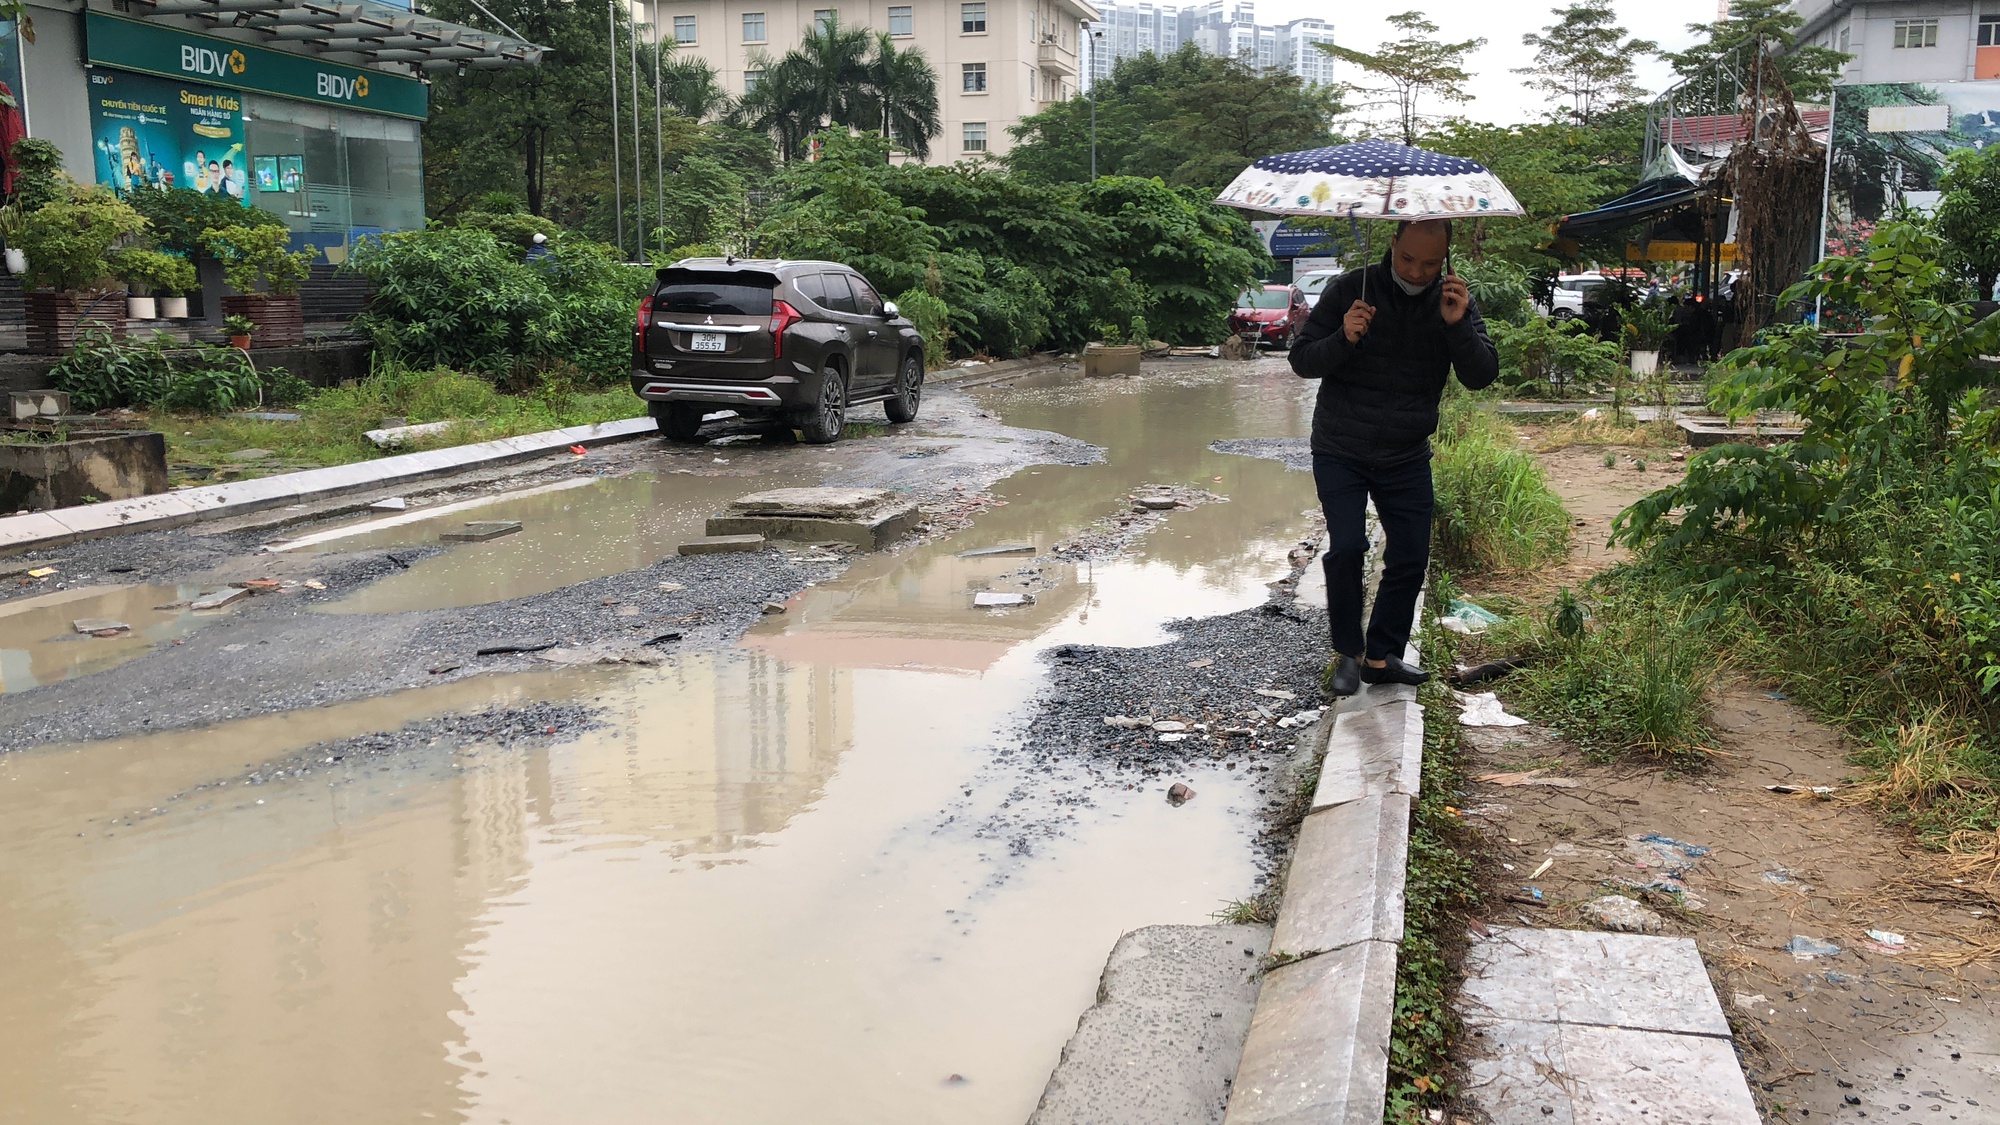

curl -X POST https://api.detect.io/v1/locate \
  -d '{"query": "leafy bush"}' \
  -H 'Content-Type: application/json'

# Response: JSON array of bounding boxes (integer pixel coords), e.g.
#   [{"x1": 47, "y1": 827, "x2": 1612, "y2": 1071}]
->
[
  {"x1": 202, "y1": 224, "x2": 314, "y2": 296},
  {"x1": 345, "y1": 227, "x2": 648, "y2": 384},
  {"x1": 1430, "y1": 398, "x2": 1571, "y2": 573},
  {"x1": 111, "y1": 247, "x2": 198, "y2": 296},
  {"x1": 4, "y1": 182, "x2": 147, "y2": 293},
  {"x1": 1492, "y1": 315, "x2": 1622, "y2": 398},
  {"x1": 49, "y1": 328, "x2": 264, "y2": 413},
  {"x1": 164, "y1": 350, "x2": 263, "y2": 413},
  {"x1": 892, "y1": 286, "x2": 950, "y2": 369},
  {"x1": 125, "y1": 187, "x2": 284, "y2": 255},
  {"x1": 457, "y1": 209, "x2": 562, "y2": 251},
  {"x1": 1456, "y1": 257, "x2": 1533, "y2": 326}
]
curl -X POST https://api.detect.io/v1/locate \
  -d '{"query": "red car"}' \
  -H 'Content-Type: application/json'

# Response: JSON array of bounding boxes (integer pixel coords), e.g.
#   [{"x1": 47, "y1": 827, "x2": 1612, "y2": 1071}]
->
[{"x1": 1229, "y1": 284, "x2": 1311, "y2": 350}]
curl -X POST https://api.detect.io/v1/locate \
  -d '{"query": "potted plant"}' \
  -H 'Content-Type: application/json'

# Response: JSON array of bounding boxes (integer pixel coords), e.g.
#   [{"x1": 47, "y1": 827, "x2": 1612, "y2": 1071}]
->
[
  {"x1": 1, "y1": 139, "x2": 65, "y2": 277},
  {"x1": 112, "y1": 248, "x2": 198, "y2": 321},
  {"x1": 1, "y1": 179, "x2": 148, "y2": 352},
  {"x1": 1624, "y1": 301, "x2": 1675, "y2": 376},
  {"x1": 222, "y1": 314, "x2": 257, "y2": 350},
  {"x1": 202, "y1": 224, "x2": 315, "y2": 346}
]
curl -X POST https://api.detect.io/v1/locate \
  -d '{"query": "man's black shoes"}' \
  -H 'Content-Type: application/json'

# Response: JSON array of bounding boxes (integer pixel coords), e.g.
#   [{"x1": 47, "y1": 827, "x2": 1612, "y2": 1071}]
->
[
  {"x1": 1360, "y1": 655, "x2": 1431, "y2": 686},
  {"x1": 1323, "y1": 654, "x2": 1361, "y2": 697}
]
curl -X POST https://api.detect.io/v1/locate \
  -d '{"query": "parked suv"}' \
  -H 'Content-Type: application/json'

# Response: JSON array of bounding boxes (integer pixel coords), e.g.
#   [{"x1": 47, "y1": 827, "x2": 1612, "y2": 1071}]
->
[{"x1": 631, "y1": 258, "x2": 926, "y2": 444}]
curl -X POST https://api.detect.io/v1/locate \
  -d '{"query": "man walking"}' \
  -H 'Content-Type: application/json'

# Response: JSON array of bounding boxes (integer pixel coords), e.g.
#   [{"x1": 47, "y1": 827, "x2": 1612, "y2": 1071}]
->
[{"x1": 1288, "y1": 219, "x2": 1499, "y2": 696}]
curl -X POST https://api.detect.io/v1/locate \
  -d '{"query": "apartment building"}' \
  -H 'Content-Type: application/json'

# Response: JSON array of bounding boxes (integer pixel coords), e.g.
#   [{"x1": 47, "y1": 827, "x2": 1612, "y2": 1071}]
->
[
  {"x1": 1795, "y1": 1, "x2": 2000, "y2": 84},
  {"x1": 653, "y1": 0, "x2": 1098, "y2": 160},
  {"x1": 1084, "y1": 0, "x2": 1333, "y2": 86}
]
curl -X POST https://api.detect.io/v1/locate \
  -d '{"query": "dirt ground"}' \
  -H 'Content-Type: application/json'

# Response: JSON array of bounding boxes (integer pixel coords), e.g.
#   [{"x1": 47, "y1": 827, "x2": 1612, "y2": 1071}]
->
[{"x1": 1450, "y1": 434, "x2": 2000, "y2": 1123}]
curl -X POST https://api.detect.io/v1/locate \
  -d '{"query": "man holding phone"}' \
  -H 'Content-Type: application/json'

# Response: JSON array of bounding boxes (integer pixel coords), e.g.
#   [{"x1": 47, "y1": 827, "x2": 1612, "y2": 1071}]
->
[{"x1": 1288, "y1": 218, "x2": 1500, "y2": 696}]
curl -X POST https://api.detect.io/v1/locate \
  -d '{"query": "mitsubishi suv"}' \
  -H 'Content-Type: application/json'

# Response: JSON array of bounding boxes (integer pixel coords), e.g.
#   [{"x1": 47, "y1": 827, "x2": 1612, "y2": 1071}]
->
[{"x1": 631, "y1": 258, "x2": 927, "y2": 444}]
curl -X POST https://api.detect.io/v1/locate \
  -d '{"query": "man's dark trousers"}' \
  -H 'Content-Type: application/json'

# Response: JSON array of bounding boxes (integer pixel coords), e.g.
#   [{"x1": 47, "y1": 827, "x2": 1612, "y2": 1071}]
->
[{"x1": 1313, "y1": 452, "x2": 1433, "y2": 663}]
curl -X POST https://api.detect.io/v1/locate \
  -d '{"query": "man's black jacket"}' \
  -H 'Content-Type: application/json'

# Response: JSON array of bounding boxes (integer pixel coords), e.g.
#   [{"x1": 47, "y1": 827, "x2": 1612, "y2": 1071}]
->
[{"x1": 1288, "y1": 254, "x2": 1500, "y2": 468}]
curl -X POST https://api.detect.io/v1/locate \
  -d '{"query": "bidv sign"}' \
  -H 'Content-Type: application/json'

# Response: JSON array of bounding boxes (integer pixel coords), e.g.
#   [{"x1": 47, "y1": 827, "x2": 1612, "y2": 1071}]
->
[
  {"x1": 315, "y1": 72, "x2": 371, "y2": 102},
  {"x1": 180, "y1": 45, "x2": 247, "y2": 79}
]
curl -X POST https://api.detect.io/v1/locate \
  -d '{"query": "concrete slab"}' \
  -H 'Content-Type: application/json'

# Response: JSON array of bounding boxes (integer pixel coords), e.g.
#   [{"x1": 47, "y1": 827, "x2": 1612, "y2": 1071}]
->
[
  {"x1": 1461, "y1": 1015, "x2": 1759, "y2": 1124},
  {"x1": 1461, "y1": 927, "x2": 1729, "y2": 1037},
  {"x1": 1270, "y1": 794, "x2": 1410, "y2": 958},
  {"x1": 679, "y1": 534, "x2": 765, "y2": 555},
  {"x1": 707, "y1": 503, "x2": 922, "y2": 550},
  {"x1": 1221, "y1": 940, "x2": 1398, "y2": 1125},
  {"x1": 1354, "y1": 681, "x2": 1417, "y2": 708},
  {"x1": 1311, "y1": 701, "x2": 1423, "y2": 810},
  {"x1": 1029, "y1": 924, "x2": 1271, "y2": 1125},
  {"x1": 440, "y1": 520, "x2": 521, "y2": 542},
  {"x1": 190, "y1": 587, "x2": 250, "y2": 610},
  {"x1": 0, "y1": 511, "x2": 73, "y2": 554},
  {"x1": 728, "y1": 486, "x2": 901, "y2": 516},
  {"x1": 44, "y1": 495, "x2": 203, "y2": 539}
]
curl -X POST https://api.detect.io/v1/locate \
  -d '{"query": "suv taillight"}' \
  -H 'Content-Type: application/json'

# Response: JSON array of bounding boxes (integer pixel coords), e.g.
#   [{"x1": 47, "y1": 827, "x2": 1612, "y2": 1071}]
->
[
  {"x1": 635, "y1": 296, "x2": 653, "y2": 345},
  {"x1": 769, "y1": 300, "x2": 802, "y2": 358}
]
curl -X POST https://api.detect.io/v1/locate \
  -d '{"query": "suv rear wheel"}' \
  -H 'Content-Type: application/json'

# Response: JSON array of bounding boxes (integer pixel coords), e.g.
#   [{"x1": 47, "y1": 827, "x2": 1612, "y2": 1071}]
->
[
  {"x1": 795, "y1": 364, "x2": 847, "y2": 444},
  {"x1": 885, "y1": 353, "x2": 923, "y2": 424},
  {"x1": 650, "y1": 401, "x2": 705, "y2": 443}
]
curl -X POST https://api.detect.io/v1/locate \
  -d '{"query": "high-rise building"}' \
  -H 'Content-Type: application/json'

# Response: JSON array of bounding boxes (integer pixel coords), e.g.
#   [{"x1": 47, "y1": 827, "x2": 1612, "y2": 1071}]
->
[{"x1": 1084, "y1": 0, "x2": 1331, "y2": 87}]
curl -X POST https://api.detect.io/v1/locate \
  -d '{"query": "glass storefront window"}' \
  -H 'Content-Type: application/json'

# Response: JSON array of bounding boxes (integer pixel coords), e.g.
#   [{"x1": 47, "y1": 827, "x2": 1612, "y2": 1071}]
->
[{"x1": 244, "y1": 94, "x2": 422, "y2": 262}]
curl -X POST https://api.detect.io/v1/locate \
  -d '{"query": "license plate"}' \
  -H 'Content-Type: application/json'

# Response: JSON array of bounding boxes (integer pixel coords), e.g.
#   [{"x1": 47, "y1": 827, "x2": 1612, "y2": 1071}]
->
[{"x1": 689, "y1": 332, "x2": 727, "y2": 352}]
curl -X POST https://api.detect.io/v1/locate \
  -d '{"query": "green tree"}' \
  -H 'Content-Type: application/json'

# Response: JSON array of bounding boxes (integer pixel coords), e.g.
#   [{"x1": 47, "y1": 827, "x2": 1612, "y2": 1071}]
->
[
  {"x1": 660, "y1": 56, "x2": 733, "y2": 120},
  {"x1": 742, "y1": 14, "x2": 875, "y2": 160},
  {"x1": 867, "y1": 32, "x2": 943, "y2": 160},
  {"x1": 1007, "y1": 43, "x2": 1339, "y2": 190},
  {"x1": 1662, "y1": 0, "x2": 1849, "y2": 106},
  {"x1": 1321, "y1": 12, "x2": 1483, "y2": 145},
  {"x1": 1933, "y1": 145, "x2": 2000, "y2": 298},
  {"x1": 1422, "y1": 114, "x2": 1645, "y2": 270},
  {"x1": 1516, "y1": 5, "x2": 1658, "y2": 126}
]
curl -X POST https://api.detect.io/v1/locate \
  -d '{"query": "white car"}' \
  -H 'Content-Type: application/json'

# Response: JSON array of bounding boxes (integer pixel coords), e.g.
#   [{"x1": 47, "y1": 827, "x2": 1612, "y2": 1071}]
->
[
  {"x1": 1538, "y1": 273, "x2": 1609, "y2": 319},
  {"x1": 1294, "y1": 270, "x2": 1343, "y2": 309}
]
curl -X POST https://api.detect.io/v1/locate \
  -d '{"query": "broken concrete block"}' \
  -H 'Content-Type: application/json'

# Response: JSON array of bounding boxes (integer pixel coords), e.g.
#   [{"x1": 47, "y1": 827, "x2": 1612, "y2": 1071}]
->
[
  {"x1": 441, "y1": 520, "x2": 521, "y2": 542},
  {"x1": 679, "y1": 534, "x2": 765, "y2": 555},
  {"x1": 1135, "y1": 496, "x2": 1178, "y2": 511},
  {"x1": 761, "y1": 601, "x2": 787, "y2": 615},
  {"x1": 369, "y1": 497, "x2": 408, "y2": 511},
  {"x1": 190, "y1": 587, "x2": 250, "y2": 610},
  {"x1": 957, "y1": 543, "x2": 1037, "y2": 558},
  {"x1": 364, "y1": 419, "x2": 457, "y2": 449},
  {"x1": 1222, "y1": 940, "x2": 1399, "y2": 1124},
  {"x1": 974, "y1": 591, "x2": 1034, "y2": 608},
  {"x1": 9, "y1": 390, "x2": 71, "y2": 420},
  {"x1": 72, "y1": 618, "x2": 130, "y2": 635},
  {"x1": 1583, "y1": 894, "x2": 1665, "y2": 935},
  {"x1": 228, "y1": 448, "x2": 275, "y2": 461},
  {"x1": 1271, "y1": 794, "x2": 1411, "y2": 957},
  {"x1": 709, "y1": 486, "x2": 922, "y2": 550}
]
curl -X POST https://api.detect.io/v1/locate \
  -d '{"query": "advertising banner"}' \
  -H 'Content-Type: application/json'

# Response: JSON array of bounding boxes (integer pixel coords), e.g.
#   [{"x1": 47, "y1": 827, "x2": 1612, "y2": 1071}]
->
[
  {"x1": 1826, "y1": 80, "x2": 2000, "y2": 254},
  {"x1": 87, "y1": 69, "x2": 250, "y2": 202}
]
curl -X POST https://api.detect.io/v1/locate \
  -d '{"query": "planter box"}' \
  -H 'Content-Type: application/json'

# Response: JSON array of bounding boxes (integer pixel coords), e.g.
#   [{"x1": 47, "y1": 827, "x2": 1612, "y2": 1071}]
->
[
  {"x1": 1630, "y1": 349, "x2": 1661, "y2": 376},
  {"x1": 0, "y1": 430, "x2": 169, "y2": 511},
  {"x1": 221, "y1": 293, "x2": 305, "y2": 347},
  {"x1": 1084, "y1": 343, "x2": 1143, "y2": 377},
  {"x1": 24, "y1": 292, "x2": 128, "y2": 354}
]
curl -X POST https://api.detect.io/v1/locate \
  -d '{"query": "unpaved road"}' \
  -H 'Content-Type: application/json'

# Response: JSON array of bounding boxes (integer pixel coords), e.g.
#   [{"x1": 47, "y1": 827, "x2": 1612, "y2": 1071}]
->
[{"x1": 0, "y1": 358, "x2": 1335, "y2": 1125}]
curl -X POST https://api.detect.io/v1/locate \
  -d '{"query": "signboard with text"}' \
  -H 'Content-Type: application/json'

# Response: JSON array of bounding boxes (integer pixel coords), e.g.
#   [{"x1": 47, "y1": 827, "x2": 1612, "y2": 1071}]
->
[
  {"x1": 84, "y1": 11, "x2": 428, "y2": 120},
  {"x1": 88, "y1": 69, "x2": 251, "y2": 201}
]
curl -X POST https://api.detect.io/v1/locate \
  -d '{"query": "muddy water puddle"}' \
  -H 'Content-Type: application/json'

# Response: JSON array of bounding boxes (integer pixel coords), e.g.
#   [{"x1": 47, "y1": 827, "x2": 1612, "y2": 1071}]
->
[
  {"x1": 314, "y1": 464, "x2": 811, "y2": 615},
  {"x1": 0, "y1": 583, "x2": 211, "y2": 694},
  {"x1": 0, "y1": 359, "x2": 1323, "y2": 1124}
]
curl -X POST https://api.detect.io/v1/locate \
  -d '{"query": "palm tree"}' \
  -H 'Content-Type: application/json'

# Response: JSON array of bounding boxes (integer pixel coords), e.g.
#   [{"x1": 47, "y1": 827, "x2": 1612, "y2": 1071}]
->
[
  {"x1": 784, "y1": 14, "x2": 875, "y2": 133},
  {"x1": 739, "y1": 51, "x2": 818, "y2": 161},
  {"x1": 660, "y1": 57, "x2": 732, "y2": 121},
  {"x1": 866, "y1": 32, "x2": 941, "y2": 160}
]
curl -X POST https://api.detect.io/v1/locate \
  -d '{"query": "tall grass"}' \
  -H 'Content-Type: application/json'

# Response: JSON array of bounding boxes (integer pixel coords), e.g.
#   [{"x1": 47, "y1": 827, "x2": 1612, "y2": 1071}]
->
[{"x1": 1431, "y1": 398, "x2": 1571, "y2": 574}]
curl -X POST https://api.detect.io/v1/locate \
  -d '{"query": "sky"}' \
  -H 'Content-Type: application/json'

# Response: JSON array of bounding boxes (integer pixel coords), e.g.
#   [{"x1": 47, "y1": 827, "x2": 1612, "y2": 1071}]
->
[{"x1": 1255, "y1": 0, "x2": 1717, "y2": 127}]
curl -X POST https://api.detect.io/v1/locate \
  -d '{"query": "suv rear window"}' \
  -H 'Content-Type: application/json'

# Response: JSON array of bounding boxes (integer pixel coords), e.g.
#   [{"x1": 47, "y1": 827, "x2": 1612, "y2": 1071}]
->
[{"x1": 655, "y1": 270, "x2": 775, "y2": 316}]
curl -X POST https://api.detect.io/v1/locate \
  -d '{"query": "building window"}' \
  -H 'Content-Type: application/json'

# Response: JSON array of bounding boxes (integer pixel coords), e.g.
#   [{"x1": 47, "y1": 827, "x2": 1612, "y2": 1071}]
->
[
  {"x1": 1981, "y1": 16, "x2": 2000, "y2": 47},
  {"x1": 962, "y1": 62, "x2": 987, "y2": 92},
  {"x1": 1893, "y1": 18, "x2": 1938, "y2": 49},
  {"x1": 962, "y1": 3, "x2": 986, "y2": 33},
  {"x1": 963, "y1": 121, "x2": 987, "y2": 151},
  {"x1": 744, "y1": 69, "x2": 764, "y2": 93},
  {"x1": 673, "y1": 15, "x2": 696, "y2": 44},
  {"x1": 888, "y1": 5, "x2": 912, "y2": 36},
  {"x1": 742, "y1": 12, "x2": 765, "y2": 42},
  {"x1": 814, "y1": 8, "x2": 836, "y2": 31}
]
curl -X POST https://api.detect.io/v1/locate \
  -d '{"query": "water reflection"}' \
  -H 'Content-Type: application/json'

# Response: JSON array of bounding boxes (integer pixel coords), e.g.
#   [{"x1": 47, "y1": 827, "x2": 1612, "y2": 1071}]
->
[{"x1": 0, "y1": 583, "x2": 207, "y2": 694}]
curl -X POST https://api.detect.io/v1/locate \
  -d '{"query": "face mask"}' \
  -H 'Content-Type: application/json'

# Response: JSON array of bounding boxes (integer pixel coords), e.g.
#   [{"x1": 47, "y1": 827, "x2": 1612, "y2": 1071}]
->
[{"x1": 1392, "y1": 268, "x2": 1431, "y2": 297}]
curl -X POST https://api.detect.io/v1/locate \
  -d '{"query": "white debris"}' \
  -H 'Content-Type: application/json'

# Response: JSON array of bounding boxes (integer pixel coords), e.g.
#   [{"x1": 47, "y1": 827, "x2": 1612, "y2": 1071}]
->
[{"x1": 1456, "y1": 690, "x2": 1529, "y2": 727}]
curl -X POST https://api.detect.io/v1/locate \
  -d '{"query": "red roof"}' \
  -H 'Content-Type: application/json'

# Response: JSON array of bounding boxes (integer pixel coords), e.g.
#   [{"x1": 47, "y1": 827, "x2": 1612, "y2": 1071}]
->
[{"x1": 1664, "y1": 109, "x2": 1832, "y2": 148}]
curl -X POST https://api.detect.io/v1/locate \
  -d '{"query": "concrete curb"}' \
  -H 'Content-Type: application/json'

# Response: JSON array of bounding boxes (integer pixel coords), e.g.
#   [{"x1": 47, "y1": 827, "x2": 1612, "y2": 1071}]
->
[
  {"x1": 1222, "y1": 600, "x2": 1428, "y2": 1125},
  {"x1": 0, "y1": 417, "x2": 658, "y2": 557}
]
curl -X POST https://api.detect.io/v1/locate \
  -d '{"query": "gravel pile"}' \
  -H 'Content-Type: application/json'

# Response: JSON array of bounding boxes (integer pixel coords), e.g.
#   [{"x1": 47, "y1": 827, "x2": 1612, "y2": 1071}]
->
[{"x1": 1210, "y1": 437, "x2": 1313, "y2": 473}]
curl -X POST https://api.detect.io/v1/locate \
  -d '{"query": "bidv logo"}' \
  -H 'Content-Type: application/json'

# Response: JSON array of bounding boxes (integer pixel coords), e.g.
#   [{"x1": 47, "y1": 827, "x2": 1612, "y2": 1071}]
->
[
  {"x1": 316, "y1": 72, "x2": 370, "y2": 101},
  {"x1": 179, "y1": 45, "x2": 247, "y2": 78}
]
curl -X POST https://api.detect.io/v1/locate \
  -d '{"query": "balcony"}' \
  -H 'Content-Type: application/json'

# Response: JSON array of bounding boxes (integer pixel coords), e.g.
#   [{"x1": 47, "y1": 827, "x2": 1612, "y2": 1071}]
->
[{"x1": 1038, "y1": 40, "x2": 1077, "y2": 76}]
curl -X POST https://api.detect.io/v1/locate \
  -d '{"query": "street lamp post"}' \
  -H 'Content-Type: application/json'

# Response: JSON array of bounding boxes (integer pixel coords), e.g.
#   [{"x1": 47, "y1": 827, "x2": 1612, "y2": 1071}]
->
[{"x1": 1088, "y1": 27, "x2": 1103, "y2": 179}]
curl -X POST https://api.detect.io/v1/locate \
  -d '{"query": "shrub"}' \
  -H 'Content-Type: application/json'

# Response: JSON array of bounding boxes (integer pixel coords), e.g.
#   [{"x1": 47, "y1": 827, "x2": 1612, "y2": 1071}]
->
[
  {"x1": 1457, "y1": 257, "x2": 1533, "y2": 326},
  {"x1": 202, "y1": 224, "x2": 315, "y2": 296},
  {"x1": 164, "y1": 350, "x2": 263, "y2": 413},
  {"x1": 457, "y1": 209, "x2": 561, "y2": 251},
  {"x1": 49, "y1": 328, "x2": 261, "y2": 413},
  {"x1": 892, "y1": 286, "x2": 950, "y2": 369},
  {"x1": 6, "y1": 139, "x2": 67, "y2": 213},
  {"x1": 111, "y1": 247, "x2": 198, "y2": 296},
  {"x1": 1430, "y1": 399, "x2": 1571, "y2": 573},
  {"x1": 4, "y1": 182, "x2": 147, "y2": 293},
  {"x1": 126, "y1": 187, "x2": 284, "y2": 256},
  {"x1": 1492, "y1": 315, "x2": 1622, "y2": 397}
]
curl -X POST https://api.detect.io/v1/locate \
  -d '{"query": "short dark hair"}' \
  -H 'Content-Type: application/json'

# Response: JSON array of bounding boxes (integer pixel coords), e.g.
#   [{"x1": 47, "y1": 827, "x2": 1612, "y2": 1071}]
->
[{"x1": 1394, "y1": 218, "x2": 1453, "y2": 244}]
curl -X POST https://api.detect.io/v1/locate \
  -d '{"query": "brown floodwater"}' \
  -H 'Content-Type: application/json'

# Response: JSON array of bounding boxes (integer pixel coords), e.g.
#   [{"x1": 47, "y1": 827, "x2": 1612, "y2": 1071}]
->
[
  {"x1": 0, "y1": 359, "x2": 1322, "y2": 1124},
  {"x1": 0, "y1": 583, "x2": 210, "y2": 695}
]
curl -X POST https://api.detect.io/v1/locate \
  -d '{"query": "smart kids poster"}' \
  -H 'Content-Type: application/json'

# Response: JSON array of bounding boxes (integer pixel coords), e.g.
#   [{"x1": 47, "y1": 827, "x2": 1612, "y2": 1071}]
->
[{"x1": 88, "y1": 69, "x2": 250, "y2": 202}]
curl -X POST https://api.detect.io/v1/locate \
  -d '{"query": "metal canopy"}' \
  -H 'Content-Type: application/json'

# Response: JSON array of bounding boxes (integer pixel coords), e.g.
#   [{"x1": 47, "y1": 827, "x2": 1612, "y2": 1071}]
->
[{"x1": 131, "y1": 0, "x2": 545, "y2": 72}]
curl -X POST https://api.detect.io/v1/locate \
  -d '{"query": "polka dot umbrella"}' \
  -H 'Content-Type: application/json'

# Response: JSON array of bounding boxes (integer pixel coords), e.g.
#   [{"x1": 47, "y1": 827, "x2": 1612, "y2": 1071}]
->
[{"x1": 1214, "y1": 138, "x2": 1526, "y2": 302}]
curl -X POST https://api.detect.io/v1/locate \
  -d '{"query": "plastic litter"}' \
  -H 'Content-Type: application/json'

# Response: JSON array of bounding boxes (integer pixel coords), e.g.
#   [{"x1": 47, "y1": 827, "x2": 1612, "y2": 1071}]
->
[
  {"x1": 1864, "y1": 930, "x2": 1908, "y2": 954},
  {"x1": 1788, "y1": 935, "x2": 1842, "y2": 961},
  {"x1": 1457, "y1": 691, "x2": 1528, "y2": 727},
  {"x1": 1619, "y1": 833, "x2": 1710, "y2": 895},
  {"x1": 1440, "y1": 598, "x2": 1503, "y2": 635}
]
